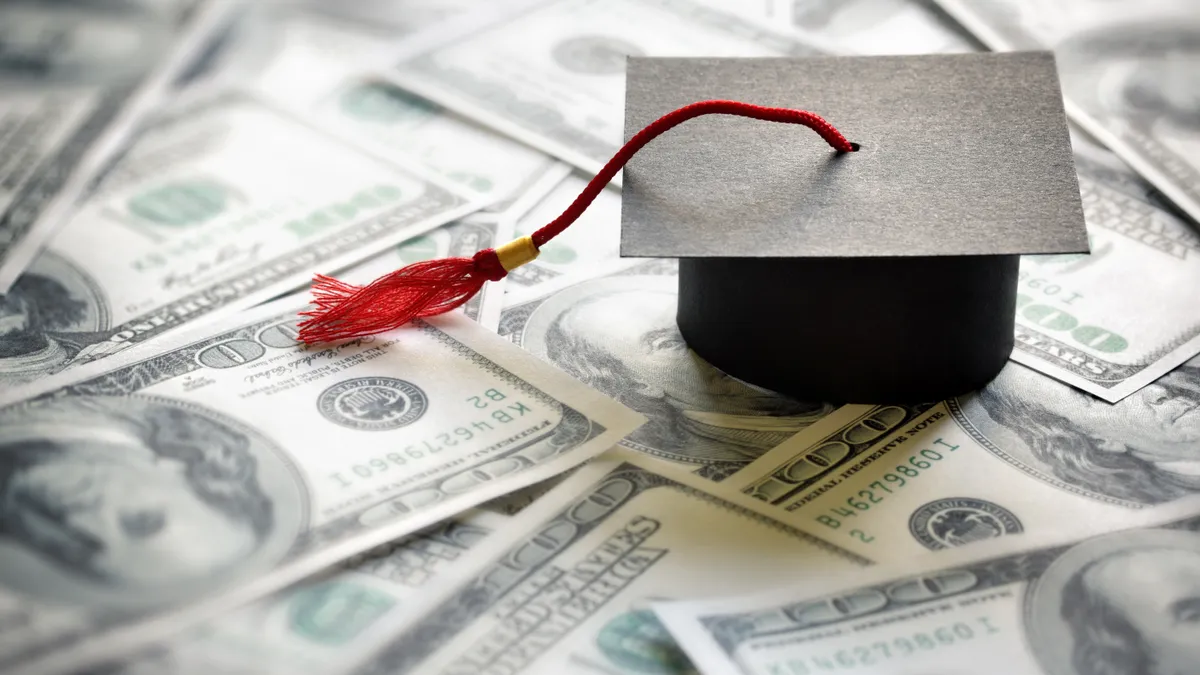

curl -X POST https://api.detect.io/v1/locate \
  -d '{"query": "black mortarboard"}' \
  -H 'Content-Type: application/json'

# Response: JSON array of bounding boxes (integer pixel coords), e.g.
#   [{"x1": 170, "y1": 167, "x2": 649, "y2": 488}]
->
[{"x1": 621, "y1": 53, "x2": 1088, "y2": 403}]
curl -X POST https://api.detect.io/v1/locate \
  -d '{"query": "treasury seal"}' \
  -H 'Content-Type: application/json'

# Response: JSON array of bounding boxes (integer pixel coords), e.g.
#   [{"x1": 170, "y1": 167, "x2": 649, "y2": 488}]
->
[
  {"x1": 317, "y1": 377, "x2": 428, "y2": 431},
  {"x1": 908, "y1": 497, "x2": 1023, "y2": 550}
]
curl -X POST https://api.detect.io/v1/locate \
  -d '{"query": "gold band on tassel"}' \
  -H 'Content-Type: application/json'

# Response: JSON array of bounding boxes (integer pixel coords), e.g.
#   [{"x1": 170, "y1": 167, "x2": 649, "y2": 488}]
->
[{"x1": 495, "y1": 235, "x2": 540, "y2": 272}]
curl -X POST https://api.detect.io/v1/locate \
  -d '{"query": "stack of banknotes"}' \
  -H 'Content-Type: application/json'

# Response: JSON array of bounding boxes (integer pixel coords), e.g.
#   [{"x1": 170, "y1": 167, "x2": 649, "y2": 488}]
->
[{"x1": 0, "y1": 1, "x2": 1197, "y2": 674}]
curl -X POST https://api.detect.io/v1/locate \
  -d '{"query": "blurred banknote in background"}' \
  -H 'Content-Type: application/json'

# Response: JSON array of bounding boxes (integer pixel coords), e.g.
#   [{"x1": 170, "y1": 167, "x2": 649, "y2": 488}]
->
[
  {"x1": 788, "y1": 0, "x2": 977, "y2": 54},
  {"x1": 183, "y1": 3, "x2": 566, "y2": 214},
  {"x1": 385, "y1": 0, "x2": 825, "y2": 176},
  {"x1": 0, "y1": 0, "x2": 236, "y2": 293},
  {"x1": 0, "y1": 90, "x2": 481, "y2": 394},
  {"x1": 300, "y1": 76, "x2": 564, "y2": 214},
  {"x1": 182, "y1": 0, "x2": 488, "y2": 101}
]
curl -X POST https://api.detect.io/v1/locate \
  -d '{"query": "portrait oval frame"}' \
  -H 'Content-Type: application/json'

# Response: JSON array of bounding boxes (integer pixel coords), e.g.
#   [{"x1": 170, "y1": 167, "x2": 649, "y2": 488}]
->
[
  {"x1": 949, "y1": 363, "x2": 1149, "y2": 509},
  {"x1": 0, "y1": 251, "x2": 109, "y2": 384},
  {"x1": 1024, "y1": 527, "x2": 1200, "y2": 675},
  {"x1": 0, "y1": 394, "x2": 308, "y2": 611}
]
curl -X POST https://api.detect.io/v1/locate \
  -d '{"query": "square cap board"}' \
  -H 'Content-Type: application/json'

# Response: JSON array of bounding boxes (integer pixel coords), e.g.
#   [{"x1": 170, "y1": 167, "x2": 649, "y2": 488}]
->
[{"x1": 620, "y1": 52, "x2": 1089, "y2": 259}]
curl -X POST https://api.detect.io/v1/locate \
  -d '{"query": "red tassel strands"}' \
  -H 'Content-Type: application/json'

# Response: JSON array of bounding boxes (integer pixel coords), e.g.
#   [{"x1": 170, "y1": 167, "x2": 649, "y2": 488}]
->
[{"x1": 297, "y1": 100, "x2": 856, "y2": 344}]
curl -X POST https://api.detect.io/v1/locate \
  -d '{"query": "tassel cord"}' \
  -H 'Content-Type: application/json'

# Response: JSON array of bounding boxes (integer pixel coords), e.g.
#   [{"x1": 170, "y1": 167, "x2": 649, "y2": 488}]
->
[
  {"x1": 297, "y1": 100, "x2": 854, "y2": 344},
  {"x1": 530, "y1": 100, "x2": 855, "y2": 248}
]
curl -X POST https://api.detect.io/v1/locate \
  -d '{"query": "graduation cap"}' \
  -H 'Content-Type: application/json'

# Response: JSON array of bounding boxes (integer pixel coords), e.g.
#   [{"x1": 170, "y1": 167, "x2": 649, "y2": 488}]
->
[
  {"x1": 297, "y1": 51, "x2": 1086, "y2": 403},
  {"x1": 621, "y1": 53, "x2": 1087, "y2": 402}
]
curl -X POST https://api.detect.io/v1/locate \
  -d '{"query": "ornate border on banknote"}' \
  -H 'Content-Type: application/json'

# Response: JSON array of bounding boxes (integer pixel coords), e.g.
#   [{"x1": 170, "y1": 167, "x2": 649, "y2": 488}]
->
[
  {"x1": 15, "y1": 312, "x2": 609, "y2": 558},
  {"x1": 394, "y1": 0, "x2": 822, "y2": 170},
  {"x1": 946, "y1": 397, "x2": 1143, "y2": 509},
  {"x1": 356, "y1": 462, "x2": 868, "y2": 674}
]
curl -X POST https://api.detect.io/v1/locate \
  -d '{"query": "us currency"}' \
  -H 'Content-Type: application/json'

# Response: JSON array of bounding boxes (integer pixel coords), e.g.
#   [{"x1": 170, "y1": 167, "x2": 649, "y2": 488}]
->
[
  {"x1": 346, "y1": 450, "x2": 868, "y2": 675},
  {"x1": 181, "y1": 0, "x2": 564, "y2": 215},
  {"x1": 384, "y1": 0, "x2": 828, "y2": 177},
  {"x1": 1009, "y1": 134, "x2": 1200, "y2": 401},
  {"x1": 334, "y1": 215, "x2": 516, "y2": 330},
  {"x1": 787, "y1": 0, "x2": 976, "y2": 54},
  {"x1": 655, "y1": 496, "x2": 1200, "y2": 675},
  {"x1": 509, "y1": 171, "x2": 622, "y2": 290},
  {"x1": 690, "y1": 0, "x2": 792, "y2": 26},
  {"x1": 0, "y1": 0, "x2": 238, "y2": 293},
  {"x1": 499, "y1": 259, "x2": 836, "y2": 478},
  {"x1": 106, "y1": 511, "x2": 507, "y2": 675},
  {"x1": 185, "y1": 0, "x2": 485, "y2": 99},
  {"x1": 299, "y1": 76, "x2": 564, "y2": 215},
  {"x1": 0, "y1": 293, "x2": 643, "y2": 675},
  {"x1": 935, "y1": 0, "x2": 1200, "y2": 228},
  {"x1": 727, "y1": 353, "x2": 1200, "y2": 560},
  {"x1": 0, "y1": 89, "x2": 485, "y2": 395},
  {"x1": 183, "y1": 0, "x2": 565, "y2": 215}
]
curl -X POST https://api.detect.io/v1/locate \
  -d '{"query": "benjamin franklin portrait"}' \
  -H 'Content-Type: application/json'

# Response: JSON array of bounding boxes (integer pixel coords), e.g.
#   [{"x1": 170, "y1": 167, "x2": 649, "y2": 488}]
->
[
  {"x1": 0, "y1": 253, "x2": 107, "y2": 386},
  {"x1": 512, "y1": 274, "x2": 832, "y2": 467},
  {"x1": 954, "y1": 358, "x2": 1200, "y2": 505},
  {"x1": 0, "y1": 395, "x2": 303, "y2": 609},
  {"x1": 1027, "y1": 528, "x2": 1200, "y2": 675}
]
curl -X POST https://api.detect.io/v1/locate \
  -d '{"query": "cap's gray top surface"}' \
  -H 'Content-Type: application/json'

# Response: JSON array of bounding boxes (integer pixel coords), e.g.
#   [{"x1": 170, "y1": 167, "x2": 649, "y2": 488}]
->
[{"x1": 620, "y1": 53, "x2": 1088, "y2": 258}]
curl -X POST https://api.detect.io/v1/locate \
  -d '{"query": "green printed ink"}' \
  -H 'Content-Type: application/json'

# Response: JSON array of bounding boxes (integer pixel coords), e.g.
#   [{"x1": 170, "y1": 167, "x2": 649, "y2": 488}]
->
[
  {"x1": 289, "y1": 581, "x2": 395, "y2": 645},
  {"x1": 128, "y1": 180, "x2": 230, "y2": 227},
  {"x1": 396, "y1": 234, "x2": 439, "y2": 264},
  {"x1": 596, "y1": 610, "x2": 699, "y2": 674},
  {"x1": 339, "y1": 82, "x2": 436, "y2": 124}
]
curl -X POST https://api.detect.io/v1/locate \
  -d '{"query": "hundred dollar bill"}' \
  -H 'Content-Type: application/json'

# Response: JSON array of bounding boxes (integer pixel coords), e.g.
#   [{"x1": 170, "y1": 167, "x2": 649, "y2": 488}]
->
[
  {"x1": 499, "y1": 259, "x2": 836, "y2": 479},
  {"x1": 346, "y1": 449, "x2": 868, "y2": 675},
  {"x1": 299, "y1": 76, "x2": 563, "y2": 215},
  {"x1": 1009, "y1": 135, "x2": 1200, "y2": 401},
  {"x1": 0, "y1": 293, "x2": 643, "y2": 675},
  {"x1": 788, "y1": 0, "x2": 976, "y2": 54},
  {"x1": 0, "y1": 89, "x2": 485, "y2": 396},
  {"x1": 384, "y1": 0, "x2": 827, "y2": 177},
  {"x1": 106, "y1": 511, "x2": 507, "y2": 675},
  {"x1": 509, "y1": 171, "x2": 621, "y2": 290},
  {"x1": 935, "y1": 0, "x2": 1200, "y2": 228},
  {"x1": 184, "y1": 0, "x2": 484, "y2": 98},
  {"x1": 334, "y1": 215, "x2": 516, "y2": 331},
  {"x1": 689, "y1": 0, "x2": 792, "y2": 27},
  {"x1": 0, "y1": 0, "x2": 238, "y2": 293},
  {"x1": 727, "y1": 354, "x2": 1200, "y2": 560},
  {"x1": 182, "y1": 2, "x2": 563, "y2": 214},
  {"x1": 655, "y1": 497, "x2": 1200, "y2": 675}
]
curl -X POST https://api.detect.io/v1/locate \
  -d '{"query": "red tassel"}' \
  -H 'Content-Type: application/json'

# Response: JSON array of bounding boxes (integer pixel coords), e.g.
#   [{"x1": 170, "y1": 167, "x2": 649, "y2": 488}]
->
[
  {"x1": 298, "y1": 100, "x2": 856, "y2": 345},
  {"x1": 297, "y1": 249, "x2": 506, "y2": 343}
]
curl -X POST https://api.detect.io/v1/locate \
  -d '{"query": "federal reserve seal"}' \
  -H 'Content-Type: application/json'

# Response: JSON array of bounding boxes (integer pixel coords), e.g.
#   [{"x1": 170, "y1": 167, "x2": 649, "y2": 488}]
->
[
  {"x1": 908, "y1": 498, "x2": 1023, "y2": 550},
  {"x1": 317, "y1": 377, "x2": 428, "y2": 431}
]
